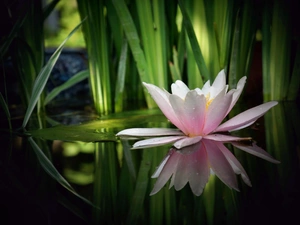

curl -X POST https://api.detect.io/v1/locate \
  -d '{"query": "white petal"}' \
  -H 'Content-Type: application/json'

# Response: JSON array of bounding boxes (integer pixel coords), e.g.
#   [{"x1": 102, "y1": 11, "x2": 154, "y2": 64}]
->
[
  {"x1": 210, "y1": 70, "x2": 227, "y2": 97},
  {"x1": 132, "y1": 136, "x2": 184, "y2": 149},
  {"x1": 173, "y1": 136, "x2": 202, "y2": 149},
  {"x1": 171, "y1": 80, "x2": 190, "y2": 99},
  {"x1": 201, "y1": 80, "x2": 211, "y2": 95},
  {"x1": 232, "y1": 141, "x2": 280, "y2": 164},
  {"x1": 226, "y1": 76, "x2": 247, "y2": 115},
  {"x1": 116, "y1": 128, "x2": 184, "y2": 137},
  {"x1": 214, "y1": 101, "x2": 278, "y2": 132},
  {"x1": 204, "y1": 134, "x2": 251, "y2": 142}
]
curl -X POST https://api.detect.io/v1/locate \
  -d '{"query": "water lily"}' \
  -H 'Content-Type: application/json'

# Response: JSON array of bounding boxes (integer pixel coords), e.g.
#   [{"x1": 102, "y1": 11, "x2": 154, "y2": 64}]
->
[{"x1": 116, "y1": 69, "x2": 279, "y2": 195}]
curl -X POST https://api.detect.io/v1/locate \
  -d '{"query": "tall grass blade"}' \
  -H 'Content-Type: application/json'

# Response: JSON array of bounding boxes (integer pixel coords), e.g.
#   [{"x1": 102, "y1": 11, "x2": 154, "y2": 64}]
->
[
  {"x1": 178, "y1": 0, "x2": 210, "y2": 81},
  {"x1": 22, "y1": 21, "x2": 84, "y2": 128},
  {"x1": 263, "y1": 0, "x2": 291, "y2": 101},
  {"x1": 44, "y1": 70, "x2": 89, "y2": 106},
  {"x1": 77, "y1": 0, "x2": 112, "y2": 115},
  {"x1": 114, "y1": 39, "x2": 128, "y2": 112},
  {"x1": 112, "y1": 0, "x2": 154, "y2": 107},
  {"x1": 0, "y1": 10, "x2": 27, "y2": 60},
  {"x1": 42, "y1": 0, "x2": 60, "y2": 21},
  {"x1": 287, "y1": 43, "x2": 300, "y2": 101},
  {"x1": 169, "y1": 47, "x2": 182, "y2": 82}
]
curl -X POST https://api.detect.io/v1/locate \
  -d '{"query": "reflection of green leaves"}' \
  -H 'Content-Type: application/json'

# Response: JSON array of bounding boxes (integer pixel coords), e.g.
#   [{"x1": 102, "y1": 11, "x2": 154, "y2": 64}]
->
[
  {"x1": 22, "y1": 20, "x2": 85, "y2": 128},
  {"x1": 126, "y1": 149, "x2": 152, "y2": 224},
  {"x1": 0, "y1": 93, "x2": 11, "y2": 131},
  {"x1": 28, "y1": 137, "x2": 94, "y2": 207},
  {"x1": 44, "y1": 70, "x2": 89, "y2": 105}
]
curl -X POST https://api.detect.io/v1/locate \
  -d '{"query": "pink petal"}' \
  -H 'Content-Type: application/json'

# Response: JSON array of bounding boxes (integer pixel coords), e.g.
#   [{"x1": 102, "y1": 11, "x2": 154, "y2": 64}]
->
[
  {"x1": 204, "y1": 140, "x2": 239, "y2": 191},
  {"x1": 169, "y1": 142, "x2": 210, "y2": 196},
  {"x1": 214, "y1": 101, "x2": 278, "y2": 132},
  {"x1": 132, "y1": 136, "x2": 184, "y2": 149},
  {"x1": 232, "y1": 141, "x2": 280, "y2": 164},
  {"x1": 187, "y1": 142, "x2": 210, "y2": 196},
  {"x1": 173, "y1": 136, "x2": 202, "y2": 149},
  {"x1": 216, "y1": 142, "x2": 252, "y2": 186},
  {"x1": 202, "y1": 88, "x2": 233, "y2": 134},
  {"x1": 150, "y1": 149, "x2": 181, "y2": 195},
  {"x1": 172, "y1": 152, "x2": 190, "y2": 190},
  {"x1": 169, "y1": 90, "x2": 206, "y2": 135},
  {"x1": 152, "y1": 154, "x2": 171, "y2": 178},
  {"x1": 143, "y1": 82, "x2": 187, "y2": 132},
  {"x1": 204, "y1": 134, "x2": 251, "y2": 142},
  {"x1": 116, "y1": 128, "x2": 184, "y2": 137}
]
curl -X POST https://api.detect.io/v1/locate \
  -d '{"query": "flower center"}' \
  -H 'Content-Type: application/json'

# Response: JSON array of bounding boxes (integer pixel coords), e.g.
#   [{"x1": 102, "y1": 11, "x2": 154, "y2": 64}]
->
[{"x1": 205, "y1": 93, "x2": 213, "y2": 109}]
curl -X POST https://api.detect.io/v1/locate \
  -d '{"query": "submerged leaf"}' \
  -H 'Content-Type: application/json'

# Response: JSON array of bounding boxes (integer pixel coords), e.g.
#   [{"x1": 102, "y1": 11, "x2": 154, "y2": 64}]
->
[{"x1": 28, "y1": 124, "x2": 116, "y2": 142}]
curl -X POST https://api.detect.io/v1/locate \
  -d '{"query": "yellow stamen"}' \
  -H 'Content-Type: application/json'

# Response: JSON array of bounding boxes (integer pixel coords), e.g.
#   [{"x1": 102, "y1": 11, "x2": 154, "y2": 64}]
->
[{"x1": 205, "y1": 93, "x2": 213, "y2": 109}]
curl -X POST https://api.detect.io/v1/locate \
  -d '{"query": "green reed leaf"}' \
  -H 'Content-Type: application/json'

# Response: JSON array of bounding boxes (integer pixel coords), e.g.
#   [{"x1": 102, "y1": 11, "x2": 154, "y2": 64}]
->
[
  {"x1": 287, "y1": 44, "x2": 300, "y2": 101},
  {"x1": 178, "y1": 0, "x2": 210, "y2": 81},
  {"x1": 44, "y1": 70, "x2": 89, "y2": 106},
  {"x1": 114, "y1": 39, "x2": 128, "y2": 112},
  {"x1": 112, "y1": 0, "x2": 156, "y2": 108},
  {"x1": 22, "y1": 20, "x2": 84, "y2": 128}
]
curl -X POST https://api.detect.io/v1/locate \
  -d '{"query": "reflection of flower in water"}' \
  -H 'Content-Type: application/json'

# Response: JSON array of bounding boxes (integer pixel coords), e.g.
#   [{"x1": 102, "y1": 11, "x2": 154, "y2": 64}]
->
[
  {"x1": 117, "y1": 70, "x2": 279, "y2": 195},
  {"x1": 150, "y1": 140, "x2": 278, "y2": 196}
]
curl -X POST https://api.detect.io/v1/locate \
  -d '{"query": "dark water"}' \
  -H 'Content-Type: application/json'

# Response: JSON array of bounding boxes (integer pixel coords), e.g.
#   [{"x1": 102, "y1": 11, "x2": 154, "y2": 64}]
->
[{"x1": 1, "y1": 101, "x2": 299, "y2": 225}]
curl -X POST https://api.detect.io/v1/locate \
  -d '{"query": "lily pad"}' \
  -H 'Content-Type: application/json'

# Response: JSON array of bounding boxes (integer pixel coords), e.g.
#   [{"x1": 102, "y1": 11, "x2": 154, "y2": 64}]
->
[
  {"x1": 28, "y1": 109, "x2": 168, "y2": 142},
  {"x1": 28, "y1": 124, "x2": 116, "y2": 142}
]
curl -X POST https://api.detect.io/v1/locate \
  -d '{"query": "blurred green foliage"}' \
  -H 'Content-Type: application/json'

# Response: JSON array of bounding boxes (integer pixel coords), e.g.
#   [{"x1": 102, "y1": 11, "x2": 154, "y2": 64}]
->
[{"x1": 44, "y1": 0, "x2": 85, "y2": 48}]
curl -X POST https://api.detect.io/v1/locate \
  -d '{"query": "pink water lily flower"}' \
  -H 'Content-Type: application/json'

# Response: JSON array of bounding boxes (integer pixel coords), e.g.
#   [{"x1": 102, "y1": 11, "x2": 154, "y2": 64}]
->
[{"x1": 116, "y1": 69, "x2": 279, "y2": 195}]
